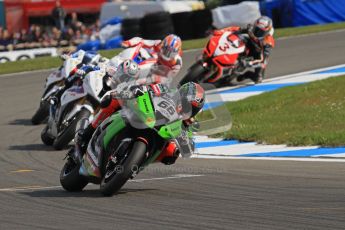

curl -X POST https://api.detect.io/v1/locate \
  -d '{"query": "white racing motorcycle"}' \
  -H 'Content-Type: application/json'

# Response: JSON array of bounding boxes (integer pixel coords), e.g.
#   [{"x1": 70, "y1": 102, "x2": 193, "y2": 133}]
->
[
  {"x1": 41, "y1": 65, "x2": 111, "y2": 150},
  {"x1": 31, "y1": 50, "x2": 102, "y2": 125}
]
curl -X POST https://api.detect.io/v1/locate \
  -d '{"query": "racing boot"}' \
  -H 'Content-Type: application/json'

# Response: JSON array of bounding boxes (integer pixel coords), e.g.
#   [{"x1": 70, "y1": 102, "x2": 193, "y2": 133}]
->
[
  {"x1": 250, "y1": 68, "x2": 264, "y2": 84},
  {"x1": 73, "y1": 119, "x2": 95, "y2": 164},
  {"x1": 156, "y1": 142, "x2": 180, "y2": 165}
]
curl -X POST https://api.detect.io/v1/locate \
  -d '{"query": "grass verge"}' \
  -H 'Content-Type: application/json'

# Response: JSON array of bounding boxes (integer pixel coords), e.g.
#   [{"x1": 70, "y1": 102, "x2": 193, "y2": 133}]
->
[
  {"x1": 1, "y1": 22, "x2": 345, "y2": 75},
  {"x1": 220, "y1": 75, "x2": 345, "y2": 147}
]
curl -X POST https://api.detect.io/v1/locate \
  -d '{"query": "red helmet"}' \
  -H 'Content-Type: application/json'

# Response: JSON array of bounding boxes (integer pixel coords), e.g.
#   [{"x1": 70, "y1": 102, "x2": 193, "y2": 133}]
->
[
  {"x1": 249, "y1": 16, "x2": 273, "y2": 41},
  {"x1": 179, "y1": 82, "x2": 205, "y2": 118},
  {"x1": 159, "y1": 34, "x2": 182, "y2": 62}
]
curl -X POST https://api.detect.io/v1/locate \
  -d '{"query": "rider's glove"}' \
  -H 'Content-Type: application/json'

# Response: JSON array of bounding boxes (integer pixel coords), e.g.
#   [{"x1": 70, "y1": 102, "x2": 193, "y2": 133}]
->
[
  {"x1": 76, "y1": 69, "x2": 86, "y2": 76},
  {"x1": 241, "y1": 59, "x2": 253, "y2": 68},
  {"x1": 130, "y1": 85, "x2": 145, "y2": 97}
]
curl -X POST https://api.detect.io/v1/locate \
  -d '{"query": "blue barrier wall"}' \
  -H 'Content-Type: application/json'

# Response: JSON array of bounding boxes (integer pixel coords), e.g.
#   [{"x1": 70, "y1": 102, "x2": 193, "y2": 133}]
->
[
  {"x1": 260, "y1": 0, "x2": 345, "y2": 27},
  {"x1": 293, "y1": 0, "x2": 345, "y2": 26}
]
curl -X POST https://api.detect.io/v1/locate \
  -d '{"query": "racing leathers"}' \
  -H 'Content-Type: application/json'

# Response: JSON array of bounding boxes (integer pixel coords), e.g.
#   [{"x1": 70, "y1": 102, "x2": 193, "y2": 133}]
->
[{"x1": 121, "y1": 37, "x2": 183, "y2": 83}]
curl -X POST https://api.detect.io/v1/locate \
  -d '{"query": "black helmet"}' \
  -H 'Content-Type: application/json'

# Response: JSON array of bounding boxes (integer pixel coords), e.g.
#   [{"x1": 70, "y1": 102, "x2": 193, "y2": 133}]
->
[
  {"x1": 179, "y1": 82, "x2": 205, "y2": 118},
  {"x1": 250, "y1": 16, "x2": 273, "y2": 41}
]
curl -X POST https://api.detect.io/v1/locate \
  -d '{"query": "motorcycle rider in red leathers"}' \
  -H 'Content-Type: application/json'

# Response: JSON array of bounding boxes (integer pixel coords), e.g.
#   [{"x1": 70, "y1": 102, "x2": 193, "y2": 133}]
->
[
  {"x1": 213, "y1": 16, "x2": 275, "y2": 84},
  {"x1": 73, "y1": 34, "x2": 195, "y2": 165}
]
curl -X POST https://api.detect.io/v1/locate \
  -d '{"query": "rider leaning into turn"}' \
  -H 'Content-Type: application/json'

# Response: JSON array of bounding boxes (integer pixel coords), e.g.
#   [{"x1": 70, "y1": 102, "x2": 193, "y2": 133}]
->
[
  {"x1": 214, "y1": 16, "x2": 275, "y2": 83},
  {"x1": 73, "y1": 60, "x2": 205, "y2": 165}
]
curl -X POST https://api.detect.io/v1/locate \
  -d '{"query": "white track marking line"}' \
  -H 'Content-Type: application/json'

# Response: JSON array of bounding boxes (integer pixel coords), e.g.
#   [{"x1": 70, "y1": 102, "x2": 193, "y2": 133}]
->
[
  {"x1": 193, "y1": 155, "x2": 345, "y2": 162},
  {"x1": 0, "y1": 174, "x2": 204, "y2": 192}
]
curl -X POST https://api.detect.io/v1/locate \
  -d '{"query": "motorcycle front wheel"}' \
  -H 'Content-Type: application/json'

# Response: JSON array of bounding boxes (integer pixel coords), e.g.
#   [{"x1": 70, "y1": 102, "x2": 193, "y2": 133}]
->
[
  {"x1": 53, "y1": 109, "x2": 91, "y2": 150},
  {"x1": 100, "y1": 140, "x2": 147, "y2": 196},
  {"x1": 60, "y1": 157, "x2": 88, "y2": 192},
  {"x1": 31, "y1": 101, "x2": 50, "y2": 125},
  {"x1": 41, "y1": 125, "x2": 55, "y2": 146}
]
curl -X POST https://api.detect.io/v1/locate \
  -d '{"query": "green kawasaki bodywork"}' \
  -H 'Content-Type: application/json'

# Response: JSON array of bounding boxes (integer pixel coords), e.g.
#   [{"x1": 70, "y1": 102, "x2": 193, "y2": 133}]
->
[
  {"x1": 103, "y1": 113, "x2": 126, "y2": 149},
  {"x1": 102, "y1": 92, "x2": 183, "y2": 149}
]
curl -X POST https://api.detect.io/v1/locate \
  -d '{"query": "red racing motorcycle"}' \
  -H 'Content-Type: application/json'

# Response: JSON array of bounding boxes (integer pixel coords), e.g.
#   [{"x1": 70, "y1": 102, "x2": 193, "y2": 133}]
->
[{"x1": 179, "y1": 30, "x2": 250, "y2": 86}]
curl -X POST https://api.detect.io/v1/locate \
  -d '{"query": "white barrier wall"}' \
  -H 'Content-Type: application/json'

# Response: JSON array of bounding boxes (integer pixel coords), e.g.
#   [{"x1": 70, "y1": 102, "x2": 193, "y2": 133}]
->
[
  {"x1": 0, "y1": 48, "x2": 58, "y2": 63},
  {"x1": 212, "y1": 1, "x2": 261, "y2": 29},
  {"x1": 100, "y1": 1, "x2": 202, "y2": 23}
]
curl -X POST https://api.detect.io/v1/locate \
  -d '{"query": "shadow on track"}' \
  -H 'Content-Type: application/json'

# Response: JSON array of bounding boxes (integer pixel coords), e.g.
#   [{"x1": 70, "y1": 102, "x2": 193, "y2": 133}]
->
[
  {"x1": 9, "y1": 144, "x2": 58, "y2": 152},
  {"x1": 19, "y1": 188, "x2": 157, "y2": 198},
  {"x1": 8, "y1": 119, "x2": 34, "y2": 126}
]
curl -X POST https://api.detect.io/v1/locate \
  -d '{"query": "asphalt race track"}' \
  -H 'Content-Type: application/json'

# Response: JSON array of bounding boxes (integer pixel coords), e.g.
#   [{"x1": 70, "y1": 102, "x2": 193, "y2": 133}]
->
[{"x1": 0, "y1": 30, "x2": 345, "y2": 230}]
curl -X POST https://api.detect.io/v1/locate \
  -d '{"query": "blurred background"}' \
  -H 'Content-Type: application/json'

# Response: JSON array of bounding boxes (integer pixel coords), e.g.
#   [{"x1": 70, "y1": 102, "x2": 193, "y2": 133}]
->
[{"x1": 1, "y1": 0, "x2": 345, "y2": 62}]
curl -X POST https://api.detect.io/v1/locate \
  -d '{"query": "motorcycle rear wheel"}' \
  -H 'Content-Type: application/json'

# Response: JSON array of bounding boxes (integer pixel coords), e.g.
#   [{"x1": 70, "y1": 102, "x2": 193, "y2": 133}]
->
[
  {"x1": 100, "y1": 140, "x2": 147, "y2": 196},
  {"x1": 179, "y1": 62, "x2": 207, "y2": 85}
]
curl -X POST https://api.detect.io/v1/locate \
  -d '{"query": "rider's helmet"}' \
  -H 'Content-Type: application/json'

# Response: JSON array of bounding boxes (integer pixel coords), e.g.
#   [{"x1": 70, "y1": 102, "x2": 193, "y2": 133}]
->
[
  {"x1": 159, "y1": 34, "x2": 182, "y2": 62},
  {"x1": 179, "y1": 82, "x2": 205, "y2": 118},
  {"x1": 249, "y1": 16, "x2": 273, "y2": 42},
  {"x1": 107, "y1": 59, "x2": 139, "y2": 88}
]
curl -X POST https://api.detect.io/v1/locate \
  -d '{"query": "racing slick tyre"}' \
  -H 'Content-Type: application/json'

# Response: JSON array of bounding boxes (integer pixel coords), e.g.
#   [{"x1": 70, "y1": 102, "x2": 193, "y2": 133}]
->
[
  {"x1": 53, "y1": 109, "x2": 91, "y2": 150},
  {"x1": 100, "y1": 140, "x2": 147, "y2": 196},
  {"x1": 31, "y1": 101, "x2": 50, "y2": 125},
  {"x1": 60, "y1": 158, "x2": 88, "y2": 192},
  {"x1": 41, "y1": 125, "x2": 55, "y2": 146},
  {"x1": 179, "y1": 62, "x2": 208, "y2": 86}
]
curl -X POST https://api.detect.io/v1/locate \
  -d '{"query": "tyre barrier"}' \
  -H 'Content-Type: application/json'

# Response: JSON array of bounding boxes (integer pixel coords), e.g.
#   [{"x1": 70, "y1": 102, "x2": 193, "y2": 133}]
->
[
  {"x1": 141, "y1": 12, "x2": 174, "y2": 40},
  {"x1": 0, "y1": 57, "x2": 10, "y2": 63},
  {"x1": 171, "y1": 9, "x2": 213, "y2": 40},
  {"x1": 121, "y1": 18, "x2": 142, "y2": 40},
  {"x1": 171, "y1": 12, "x2": 195, "y2": 40},
  {"x1": 192, "y1": 9, "x2": 213, "y2": 38},
  {"x1": 120, "y1": 9, "x2": 213, "y2": 41}
]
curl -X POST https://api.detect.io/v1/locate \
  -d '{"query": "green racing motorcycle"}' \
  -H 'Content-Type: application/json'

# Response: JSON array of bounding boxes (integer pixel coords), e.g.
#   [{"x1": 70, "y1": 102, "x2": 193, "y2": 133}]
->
[{"x1": 60, "y1": 87, "x2": 194, "y2": 196}]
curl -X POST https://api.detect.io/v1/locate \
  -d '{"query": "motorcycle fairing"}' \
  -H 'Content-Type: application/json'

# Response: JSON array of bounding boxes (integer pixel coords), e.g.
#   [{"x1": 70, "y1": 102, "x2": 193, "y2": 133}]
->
[
  {"x1": 61, "y1": 85, "x2": 87, "y2": 107},
  {"x1": 80, "y1": 113, "x2": 126, "y2": 178},
  {"x1": 204, "y1": 32, "x2": 246, "y2": 83},
  {"x1": 158, "y1": 120, "x2": 183, "y2": 139},
  {"x1": 83, "y1": 69, "x2": 106, "y2": 100},
  {"x1": 45, "y1": 69, "x2": 64, "y2": 89}
]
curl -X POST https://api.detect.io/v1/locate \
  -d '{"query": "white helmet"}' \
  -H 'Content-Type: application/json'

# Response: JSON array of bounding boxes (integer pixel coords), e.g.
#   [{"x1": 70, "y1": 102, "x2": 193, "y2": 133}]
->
[{"x1": 107, "y1": 59, "x2": 139, "y2": 89}]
